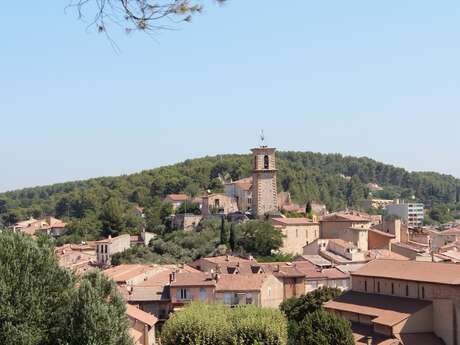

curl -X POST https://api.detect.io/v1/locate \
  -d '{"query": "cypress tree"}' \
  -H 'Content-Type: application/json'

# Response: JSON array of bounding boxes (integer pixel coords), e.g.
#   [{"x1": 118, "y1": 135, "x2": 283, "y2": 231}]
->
[
  {"x1": 229, "y1": 223, "x2": 236, "y2": 252},
  {"x1": 220, "y1": 216, "x2": 229, "y2": 246}
]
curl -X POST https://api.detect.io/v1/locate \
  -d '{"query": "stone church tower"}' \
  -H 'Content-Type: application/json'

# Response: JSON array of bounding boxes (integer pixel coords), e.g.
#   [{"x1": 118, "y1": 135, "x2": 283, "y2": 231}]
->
[{"x1": 251, "y1": 146, "x2": 278, "y2": 218}]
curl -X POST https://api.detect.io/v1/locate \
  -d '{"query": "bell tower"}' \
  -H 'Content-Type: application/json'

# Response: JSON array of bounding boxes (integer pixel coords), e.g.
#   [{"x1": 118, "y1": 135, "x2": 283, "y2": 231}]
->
[{"x1": 251, "y1": 144, "x2": 278, "y2": 218}]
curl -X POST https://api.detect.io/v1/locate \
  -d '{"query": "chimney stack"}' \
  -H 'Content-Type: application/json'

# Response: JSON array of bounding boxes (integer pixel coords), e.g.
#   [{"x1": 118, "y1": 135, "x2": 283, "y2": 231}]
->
[{"x1": 169, "y1": 271, "x2": 176, "y2": 284}]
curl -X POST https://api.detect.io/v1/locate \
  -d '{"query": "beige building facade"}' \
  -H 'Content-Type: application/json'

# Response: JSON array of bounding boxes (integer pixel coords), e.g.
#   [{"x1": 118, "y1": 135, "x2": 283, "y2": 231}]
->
[
  {"x1": 326, "y1": 260, "x2": 460, "y2": 345},
  {"x1": 96, "y1": 234, "x2": 131, "y2": 265},
  {"x1": 201, "y1": 193, "x2": 238, "y2": 216},
  {"x1": 271, "y1": 217, "x2": 320, "y2": 255}
]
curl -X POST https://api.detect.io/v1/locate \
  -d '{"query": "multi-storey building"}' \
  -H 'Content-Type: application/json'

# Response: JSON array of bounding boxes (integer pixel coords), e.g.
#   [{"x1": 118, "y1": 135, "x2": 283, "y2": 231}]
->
[
  {"x1": 271, "y1": 217, "x2": 320, "y2": 255},
  {"x1": 95, "y1": 234, "x2": 131, "y2": 265},
  {"x1": 386, "y1": 203, "x2": 424, "y2": 228}
]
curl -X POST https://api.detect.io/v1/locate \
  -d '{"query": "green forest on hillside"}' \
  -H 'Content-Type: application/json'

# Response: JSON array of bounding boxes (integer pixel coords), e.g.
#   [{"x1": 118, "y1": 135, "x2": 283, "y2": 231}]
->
[{"x1": 1, "y1": 151, "x2": 459, "y2": 238}]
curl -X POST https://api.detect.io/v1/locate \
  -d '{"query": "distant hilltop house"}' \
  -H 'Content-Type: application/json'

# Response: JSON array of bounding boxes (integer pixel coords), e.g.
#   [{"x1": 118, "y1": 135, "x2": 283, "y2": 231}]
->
[
  {"x1": 95, "y1": 230, "x2": 155, "y2": 266},
  {"x1": 367, "y1": 182, "x2": 384, "y2": 191},
  {"x1": 13, "y1": 216, "x2": 67, "y2": 237}
]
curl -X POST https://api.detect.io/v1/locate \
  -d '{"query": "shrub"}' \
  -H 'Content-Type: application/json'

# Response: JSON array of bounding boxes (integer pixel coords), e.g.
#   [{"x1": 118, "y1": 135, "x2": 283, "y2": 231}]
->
[
  {"x1": 161, "y1": 303, "x2": 288, "y2": 345},
  {"x1": 292, "y1": 310, "x2": 354, "y2": 345}
]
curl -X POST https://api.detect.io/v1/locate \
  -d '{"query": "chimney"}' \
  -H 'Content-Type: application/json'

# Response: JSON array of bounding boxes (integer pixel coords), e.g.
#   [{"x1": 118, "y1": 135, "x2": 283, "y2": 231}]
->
[
  {"x1": 169, "y1": 271, "x2": 176, "y2": 284},
  {"x1": 274, "y1": 264, "x2": 280, "y2": 273},
  {"x1": 225, "y1": 254, "x2": 229, "y2": 262},
  {"x1": 366, "y1": 336, "x2": 372, "y2": 345}
]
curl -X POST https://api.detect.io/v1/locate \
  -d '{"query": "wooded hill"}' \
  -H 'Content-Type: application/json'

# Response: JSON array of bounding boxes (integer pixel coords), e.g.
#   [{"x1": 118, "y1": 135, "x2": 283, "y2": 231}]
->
[{"x1": 1, "y1": 151, "x2": 459, "y2": 229}]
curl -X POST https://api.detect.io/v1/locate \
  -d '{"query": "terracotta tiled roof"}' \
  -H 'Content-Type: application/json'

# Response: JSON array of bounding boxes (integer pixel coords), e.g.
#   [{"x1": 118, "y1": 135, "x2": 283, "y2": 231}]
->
[
  {"x1": 281, "y1": 204, "x2": 304, "y2": 213},
  {"x1": 442, "y1": 227, "x2": 460, "y2": 235},
  {"x1": 126, "y1": 304, "x2": 157, "y2": 327},
  {"x1": 215, "y1": 274, "x2": 268, "y2": 292},
  {"x1": 353, "y1": 259, "x2": 460, "y2": 285},
  {"x1": 325, "y1": 291, "x2": 431, "y2": 327},
  {"x1": 369, "y1": 228, "x2": 396, "y2": 238},
  {"x1": 271, "y1": 217, "x2": 317, "y2": 226},
  {"x1": 198, "y1": 255, "x2": 253, "y2": 264},
  {"x1": 103, "y1": 264, "x2": 161, "y2": 283},
  {"x1": 321, "y1": 212, "x2": 371, "y2": 223},
  {"x1": 170, "y1": 272, "x2": 216, "y2": 287},
  {"x1": 366, "y1": 250, "x2": 409, "y2": 261},
  {"x1": 233, "y1": 177, "x2": 253, "y2": 191},
  {"x1": 165, "y1": 194, "x2": 189, "y2": 202},
  {"x1": 260, "y1": 263, "x2": 307, "y2": 278}
]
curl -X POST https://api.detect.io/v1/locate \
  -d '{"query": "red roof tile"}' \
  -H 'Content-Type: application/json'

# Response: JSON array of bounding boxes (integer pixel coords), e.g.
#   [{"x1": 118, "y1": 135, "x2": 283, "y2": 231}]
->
[{"x1": 126, "y1": 304, "x2": 158, "y2": 326}]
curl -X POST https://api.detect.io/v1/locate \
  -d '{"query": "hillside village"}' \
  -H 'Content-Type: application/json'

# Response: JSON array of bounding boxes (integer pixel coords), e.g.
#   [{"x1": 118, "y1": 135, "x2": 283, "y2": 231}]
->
[{"x1": 6, "y1": 145, "x2": 460, "y2": 345}]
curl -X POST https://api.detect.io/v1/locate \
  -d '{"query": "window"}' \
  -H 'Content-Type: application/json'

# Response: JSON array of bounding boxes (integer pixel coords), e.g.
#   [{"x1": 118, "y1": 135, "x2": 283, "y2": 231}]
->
[
  {"x1": 224, "y1": 293, "x2": 232, "y2": 305},
  {"x1": 406, "y1": 285, "x2": 409, "y2": 297},
  {"x1": 296, "y1": 229, "x2": 299, "y2": 238},
  {"x1": 246, "y1": 293, "x2": 253, "y2": 305},
  {"x1": 177, "y1": 288, "x2": 188, "y2": 301},
  {"x1": 377, "y1": 282, "x2": 380, "y2": 293},
  {"x1": 264, "y1": 155, "x2": 269, "y2": 169},
  {"x1": 421, "y1": 286, "x2": 425, "y2": 299},
  {"x1": 364, "y1": 280, "x2": 367, "y2": 292},
  {"x1": 268, "y1": 287, "x2": 272, "y2": 298},
  {"x1": 199, "y1": 288, "x2": 206, "y2": 301},
  {"x1": 391, "y1": 283, "x2": 394, "y2": 295}
]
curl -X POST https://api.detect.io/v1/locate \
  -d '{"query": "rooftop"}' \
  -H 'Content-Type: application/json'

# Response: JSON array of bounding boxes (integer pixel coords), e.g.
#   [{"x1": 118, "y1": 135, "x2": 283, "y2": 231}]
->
[
  {"x1": 216, "y1": 274, "x2": 269, "y2": 292},
  {"x1": 321, "y1": 211, "x2": 372, "y2": 223},
  {"x1": 165, "y1": 194, "x2": 189, "y2": 202},
  {"x1": 325, "y1": 291, "x2": 432, "y2": 327},
  {"x1": 295, "y1": 255, "x2": 332, "y2": 268},
  {"x1": 126, "y1": 304, "x2": 158, "y2": 327},
  {"x1": 170, "y1": 272, "x2": 216, "y2": 287},
  {"x1": 353, "y1": 259, "x2": 460, "y2": 285},
  {"x1": 272, "y1": 217, "x2": 317, "y2": 226},
  {"x1": 103, "y1": 264, "x2": 162, "y2": 283}
]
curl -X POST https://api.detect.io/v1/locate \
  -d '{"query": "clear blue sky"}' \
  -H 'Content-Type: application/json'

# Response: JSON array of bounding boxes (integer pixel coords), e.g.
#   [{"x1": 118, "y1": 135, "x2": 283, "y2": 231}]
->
[{"x1": 1, "y1": 1, "x2": 459, "y2": 192}]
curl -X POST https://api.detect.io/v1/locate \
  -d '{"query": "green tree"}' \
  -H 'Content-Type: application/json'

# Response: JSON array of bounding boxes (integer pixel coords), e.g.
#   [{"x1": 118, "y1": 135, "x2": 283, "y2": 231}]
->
[
  {"x1": 0, "y1": 232, "x2": 75, "y2": 345},
  {"x1": 229, "y1": 223, "x2": 237, "y2": 252},
  {"x1": 177, "y1": 202, "x2": 201, "y2": 215},
  {"x1": 160, "y1": 202, "x2": 174, "y2": 223},
  {"x1": 0, "y1": 232, "x2": 134, "y2": 345},
  {"x1": 101, "y1": 197, "x2": 125, "y2": 236},
  {"x1": 65, "y1": 211, "x2": 103, "y2": 240},
  {"x1": 292, "y1": 310, "x2": 354, "y2": 345},
  {"x1": 306, "y1": 201, "x2": 312, "y2": 215},
  {"x1": 220, "y1": 216, "x2": 229, "y2": 246},
  {"x1": 65, "y1": 272, "x2": 133, "y2": 345},
  {"x1": 237, "y1": 220, "x2": 283, "y2": 257},
  {"x1": 346, "y1": 175, "x2": 367, "y2": 208},
  {"x1": 280, "y1": 287, "x2": 342, "y2": 323}
]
